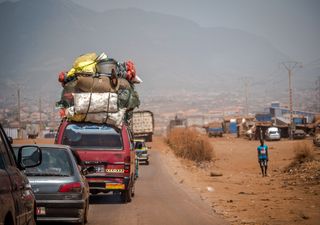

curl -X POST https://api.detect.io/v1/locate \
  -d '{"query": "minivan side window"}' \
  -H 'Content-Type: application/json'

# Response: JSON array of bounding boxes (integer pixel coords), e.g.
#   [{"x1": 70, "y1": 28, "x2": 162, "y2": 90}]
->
[{"x1": 126, "y1": 127, "x2": 134, "y2": 150}]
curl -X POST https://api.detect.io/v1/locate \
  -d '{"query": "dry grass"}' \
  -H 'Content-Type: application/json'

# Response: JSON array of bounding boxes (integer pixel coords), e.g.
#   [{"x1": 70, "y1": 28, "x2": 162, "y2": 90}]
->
[
  {"x1": 13, "y1": 138, "x2": 54, "y2": 145},
  {"x1": 286, "y1": 142, "x2": 315, "y2": 171},
  {"x1": 293, "y1": 143, "x2": 315, "y2": 164},
  {"x1": 166, "y1": 128, "x2": 214, "y2": 162}
]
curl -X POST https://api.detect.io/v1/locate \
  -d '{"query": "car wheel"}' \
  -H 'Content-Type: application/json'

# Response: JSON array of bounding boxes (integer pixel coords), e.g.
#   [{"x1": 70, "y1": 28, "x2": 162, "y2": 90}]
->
[
  {"x1": 84, "y1": 200, "x2": 89, "y2": 223},
  {"x1": 78, "y1": 203, "x2": 87, "y2": 225}
]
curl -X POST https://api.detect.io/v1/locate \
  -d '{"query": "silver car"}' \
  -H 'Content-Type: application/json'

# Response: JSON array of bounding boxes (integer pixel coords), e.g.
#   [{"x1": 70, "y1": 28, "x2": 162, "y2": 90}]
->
[
  {"x1": 265, "y1": 127, "x2": 281, "y2": 141},
  {"x1": 13, "y1": 144, "x2": 90, "y2": 224}
]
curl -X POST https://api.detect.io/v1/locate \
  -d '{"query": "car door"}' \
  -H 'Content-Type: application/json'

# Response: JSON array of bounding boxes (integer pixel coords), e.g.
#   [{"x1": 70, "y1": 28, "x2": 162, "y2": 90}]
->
[
  {"x1": 0, "y1": 142, "x2": 16, "y2": 225},
  {"x1": 0, "y1": 128, "x2": 27, "y2": 225}
]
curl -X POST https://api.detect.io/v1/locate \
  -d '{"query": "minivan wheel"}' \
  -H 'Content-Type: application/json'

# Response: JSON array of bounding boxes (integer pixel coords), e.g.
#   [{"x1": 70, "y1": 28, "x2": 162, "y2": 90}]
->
[
  {"x1": 131, "y1": 184, "x2": 135, "y2": 197},
  {"x1": 121, "y1": 186, "x2": 132, "y2": 203}
]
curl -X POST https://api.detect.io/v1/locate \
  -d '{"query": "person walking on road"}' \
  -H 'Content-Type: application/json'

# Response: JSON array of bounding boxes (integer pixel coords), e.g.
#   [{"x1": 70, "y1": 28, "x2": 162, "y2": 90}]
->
[{"x1": 257, "y1": 139, "x2": 269, "y2": 177}]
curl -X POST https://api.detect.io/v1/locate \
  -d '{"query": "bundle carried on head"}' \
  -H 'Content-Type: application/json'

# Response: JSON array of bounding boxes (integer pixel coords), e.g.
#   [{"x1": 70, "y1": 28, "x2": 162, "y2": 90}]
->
[{"x1": 56, "y1": 52, "x2": 142, "y2": 127}]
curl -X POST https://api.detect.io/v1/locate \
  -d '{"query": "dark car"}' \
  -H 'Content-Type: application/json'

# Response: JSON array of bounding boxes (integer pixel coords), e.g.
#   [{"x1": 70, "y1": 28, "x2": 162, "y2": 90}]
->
[
  {"x1": 13, "y1": 144, "x2": 90, "y2": 224},
  {"x1": 0, "y1": 123, "x2": 41, "y2": 225},
  {"x1": 208, "y1": 127, "x2": 223, "y2": 137},
  {"x1": 293, "y1": 129, "x2": 306, "y2": 139},
  {"x1": 313, "y1": 134, "x2": 320, "y2": 147},
  {"x1": 55, "y1": 120, "x2": 136, "y2": 203}
]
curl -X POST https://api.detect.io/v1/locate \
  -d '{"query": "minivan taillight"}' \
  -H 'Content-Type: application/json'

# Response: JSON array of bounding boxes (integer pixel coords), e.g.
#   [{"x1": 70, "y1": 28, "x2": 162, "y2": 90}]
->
[
  {"x1": 59, "y1": 182, "x2": 82, "y2": 193},
  {"x1": 124, "y1": 164, "x2": 130, "y2": 173}
]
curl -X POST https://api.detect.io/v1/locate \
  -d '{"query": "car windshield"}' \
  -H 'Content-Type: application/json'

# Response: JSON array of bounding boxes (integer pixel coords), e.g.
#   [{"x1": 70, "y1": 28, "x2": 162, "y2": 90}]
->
[
  {"x1": 134, "y1": 141, "x2": 146, "y2": 149},
  {"x1": 62, "y1": 123, "x2": 123, "y2": 150},
  {"x1": 20, "y1": 147, "x2": 73, "y2": 176}
]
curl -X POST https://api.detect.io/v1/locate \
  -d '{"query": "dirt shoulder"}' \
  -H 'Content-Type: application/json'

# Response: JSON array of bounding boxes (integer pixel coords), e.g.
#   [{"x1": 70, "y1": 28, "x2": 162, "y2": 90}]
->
[{"x1": 152, "y1": 135, "x2": 320, "y2": 225}]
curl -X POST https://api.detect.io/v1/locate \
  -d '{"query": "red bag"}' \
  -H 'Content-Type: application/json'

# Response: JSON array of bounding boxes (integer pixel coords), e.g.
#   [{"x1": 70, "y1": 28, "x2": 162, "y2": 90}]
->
[{"x1": 125, "y1": 60, "x2": 136, "y2": 81}]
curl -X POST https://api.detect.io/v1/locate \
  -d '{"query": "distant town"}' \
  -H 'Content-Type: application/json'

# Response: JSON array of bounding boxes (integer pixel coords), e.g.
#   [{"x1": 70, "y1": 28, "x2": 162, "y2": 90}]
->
[{"x1": 1, "y1": 87, "x2": 318, "y2": 138}]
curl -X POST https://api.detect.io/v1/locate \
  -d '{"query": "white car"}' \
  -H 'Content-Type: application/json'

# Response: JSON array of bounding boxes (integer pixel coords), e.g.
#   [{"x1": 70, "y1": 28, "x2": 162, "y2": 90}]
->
[{"x1": 265, "y1": 127, "x2": 281, "y2": 141}]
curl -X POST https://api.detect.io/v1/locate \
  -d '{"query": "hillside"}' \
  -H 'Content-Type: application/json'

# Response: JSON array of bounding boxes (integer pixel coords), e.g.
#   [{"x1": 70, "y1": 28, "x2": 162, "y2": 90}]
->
[{"x1": 0, "y1": 0, "x2": 317, "y2": 103}]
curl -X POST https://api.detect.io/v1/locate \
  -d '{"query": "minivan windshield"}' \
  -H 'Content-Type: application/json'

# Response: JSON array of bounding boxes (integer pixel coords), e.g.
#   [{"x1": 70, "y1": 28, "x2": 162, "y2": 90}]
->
[{"x1": 62, "y1": 123, "x2": 123, "y2": 150}]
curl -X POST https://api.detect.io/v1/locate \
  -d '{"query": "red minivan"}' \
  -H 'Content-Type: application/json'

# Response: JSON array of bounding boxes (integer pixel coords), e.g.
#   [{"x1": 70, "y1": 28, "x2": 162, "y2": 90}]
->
[{"x1": 55, "y1": 120, "x2": 136, "y2": 203}]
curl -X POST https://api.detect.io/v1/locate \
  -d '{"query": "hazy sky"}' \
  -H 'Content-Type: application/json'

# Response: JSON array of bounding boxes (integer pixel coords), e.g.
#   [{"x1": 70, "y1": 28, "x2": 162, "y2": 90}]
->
[
  {"x1": 68, "y1": 0, "x2": 320, "y2": 63},
  {"x1": 1, "y1": 0, "x2": 319, "y2": 63}
]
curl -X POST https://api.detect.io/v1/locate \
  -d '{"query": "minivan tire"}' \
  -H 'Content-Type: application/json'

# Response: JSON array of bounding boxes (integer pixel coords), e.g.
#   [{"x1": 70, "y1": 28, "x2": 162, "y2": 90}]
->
[{"x1": 121, "y1": 185, "x2": 132, "y2": 203}]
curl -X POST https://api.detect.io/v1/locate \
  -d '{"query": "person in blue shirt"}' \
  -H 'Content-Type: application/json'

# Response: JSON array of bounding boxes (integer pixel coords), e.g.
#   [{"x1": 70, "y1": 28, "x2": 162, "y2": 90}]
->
[{"x1": 257, "y1": 139, "x2": 269, "y2": 177}]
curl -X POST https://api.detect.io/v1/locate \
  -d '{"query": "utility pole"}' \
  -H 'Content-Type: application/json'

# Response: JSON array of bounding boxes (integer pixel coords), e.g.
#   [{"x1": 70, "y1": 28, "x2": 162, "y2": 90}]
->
[
  {"x1": 281, "y1": 61, "x2": 303, "y2": 139},
  {"x1": 39, "y1": 97, "x2": 42, "y2": 134},
  {"x1": 242, "y1": 77, "x2": 250, "y2": 116},
  {"x1": 316, "y1": 76, "x2": 320, "y2": 112},
  {"x1": 17, "y1": 88, "x2": 21, "y2": 139}
]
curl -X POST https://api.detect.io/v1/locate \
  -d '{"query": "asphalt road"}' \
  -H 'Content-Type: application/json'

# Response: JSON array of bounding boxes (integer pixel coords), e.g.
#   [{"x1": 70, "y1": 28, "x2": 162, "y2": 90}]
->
[{"x1": 86, "y1": 150, "x2": 227, "y2": 225}]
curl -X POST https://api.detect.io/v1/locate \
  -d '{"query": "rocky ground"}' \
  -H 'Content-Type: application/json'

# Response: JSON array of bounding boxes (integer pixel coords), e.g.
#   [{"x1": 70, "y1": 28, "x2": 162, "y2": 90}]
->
[{"x1": 152, "y1": 135, "x2": 320, "y2": 225}]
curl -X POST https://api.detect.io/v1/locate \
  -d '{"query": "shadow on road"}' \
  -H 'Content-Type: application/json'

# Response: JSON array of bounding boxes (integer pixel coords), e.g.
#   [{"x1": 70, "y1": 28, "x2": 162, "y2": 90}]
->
[{"x1": 89, "y1": 193, "x2": 123, "y2": 205}]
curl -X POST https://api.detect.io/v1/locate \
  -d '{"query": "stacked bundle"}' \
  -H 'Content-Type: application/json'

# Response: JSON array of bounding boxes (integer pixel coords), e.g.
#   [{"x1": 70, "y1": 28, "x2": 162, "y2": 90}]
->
[{"x1": 56, "y1": 52, "x2": 141, "y2": 127}]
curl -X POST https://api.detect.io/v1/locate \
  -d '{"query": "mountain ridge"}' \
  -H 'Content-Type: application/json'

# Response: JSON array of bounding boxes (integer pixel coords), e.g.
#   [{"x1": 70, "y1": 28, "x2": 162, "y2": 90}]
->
[{"x1": 1, "y1": 0, "x2": 315, "y2": 102}]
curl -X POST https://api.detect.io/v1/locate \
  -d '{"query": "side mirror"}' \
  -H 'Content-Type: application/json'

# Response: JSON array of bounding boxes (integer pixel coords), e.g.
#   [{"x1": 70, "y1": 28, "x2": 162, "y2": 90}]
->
[{"x1": 18, "y1": 145, "x2": 42, "y2": 169}]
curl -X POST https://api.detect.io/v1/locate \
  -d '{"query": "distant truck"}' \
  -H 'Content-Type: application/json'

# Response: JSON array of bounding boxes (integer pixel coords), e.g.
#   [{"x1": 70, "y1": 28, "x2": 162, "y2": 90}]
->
[
  {"x1": 26, "y1": 124, "x2": 40, "y2": 139},
  {"x1": 132, "y1": 110, "x2": 154, "y2": 142},
  {"x1": 205, "y1": 122, "x2": 223, "y2": 137}
]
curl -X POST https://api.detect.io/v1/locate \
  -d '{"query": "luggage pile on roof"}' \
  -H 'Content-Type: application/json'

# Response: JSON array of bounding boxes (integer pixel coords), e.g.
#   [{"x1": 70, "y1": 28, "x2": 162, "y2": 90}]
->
[{"x1": 56, "y1": 52, "x2": 142, "y2": 127}]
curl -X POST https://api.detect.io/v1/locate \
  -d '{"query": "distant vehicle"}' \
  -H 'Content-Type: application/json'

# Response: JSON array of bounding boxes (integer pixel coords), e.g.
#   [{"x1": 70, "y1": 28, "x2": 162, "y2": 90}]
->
[
  {"x1": 134, "y1": 139, "x2": 150, "y2": 165},
  {"x1": 292, "y1": 129, "x2": 306, "y2": 139},
  {"x1": 55, "y1": 120, "x2": 136, "y2": 203},
  {"x1": 313, "y1": 134, "x2": 320, "y2": 147},
  {"x1": 132, "y1": 110, "x2": 154, "y2": 142},
  {"x1": 265, "y1": 127, "x2": 281, "y2": 141},
  {"x1": 26, "y1": 124, "x2": 40, "y2": 139},
  {"x1": 43, "y1": 129, "x2": 57, "y2": 138},
  {"x1": 13, "y1": 144, "x2": 91, "y2": 224},
  {"x1": 206, "y1": 122, "x2": 223, "y2": 137},
  {"x1": 208, "y1": 127, "x2": 223, "y2": 137},
  {"x1": 0, "y1": 123, "x2": 41, "y2": 225}
]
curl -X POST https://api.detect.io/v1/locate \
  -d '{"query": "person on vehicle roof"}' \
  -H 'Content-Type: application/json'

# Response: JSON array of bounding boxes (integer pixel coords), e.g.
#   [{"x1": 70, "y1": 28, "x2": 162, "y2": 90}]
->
[{"x1": 257, "y1": 139, "x2": 269, "y2": 177}]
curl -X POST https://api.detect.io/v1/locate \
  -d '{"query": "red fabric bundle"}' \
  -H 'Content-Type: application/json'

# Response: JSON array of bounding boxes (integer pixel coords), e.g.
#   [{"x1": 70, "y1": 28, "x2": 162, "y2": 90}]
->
[{"x1": 125, "y1": 60, "x2": 136, "y2": 81}]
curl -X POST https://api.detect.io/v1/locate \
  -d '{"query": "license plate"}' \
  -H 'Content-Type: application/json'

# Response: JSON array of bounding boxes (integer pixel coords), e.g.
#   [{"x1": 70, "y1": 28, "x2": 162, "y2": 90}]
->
[
  {"x1": 105, "y1": 183, "x2": 125, "y2": 190},
  {"x1": 106, "y1": 168, "x2": 124, "y2": 173},
  {"x1": 36, "y1": 207, "x2": 46, "y2": 215}
]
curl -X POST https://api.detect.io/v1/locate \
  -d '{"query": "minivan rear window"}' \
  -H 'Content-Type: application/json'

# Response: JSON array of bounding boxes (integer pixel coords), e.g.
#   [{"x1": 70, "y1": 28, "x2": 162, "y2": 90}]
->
[{"x1": 62, "y1": 123, "x2": 123, "y2": 150}]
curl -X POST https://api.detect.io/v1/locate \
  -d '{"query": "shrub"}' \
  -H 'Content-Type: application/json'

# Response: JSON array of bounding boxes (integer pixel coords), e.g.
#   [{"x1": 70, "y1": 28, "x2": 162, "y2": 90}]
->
[
  {"x1": 293, "y1": 143, "x2": 315, "y2": 164},
  {"x1": 167, "y1": 128, "x2": 214, "y2": 162},
  {"x1": 286, "y1": 143, "x2": 315, "y2": 171}
]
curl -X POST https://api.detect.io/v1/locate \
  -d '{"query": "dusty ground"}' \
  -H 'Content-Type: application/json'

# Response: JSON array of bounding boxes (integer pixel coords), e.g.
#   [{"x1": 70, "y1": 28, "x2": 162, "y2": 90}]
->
[
  {"x1": 152, "y1": 135, "x2": 320, "y2": 225},
  {"x1": 14, "y1": 136, "x2": 320, "y2": 225}
]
